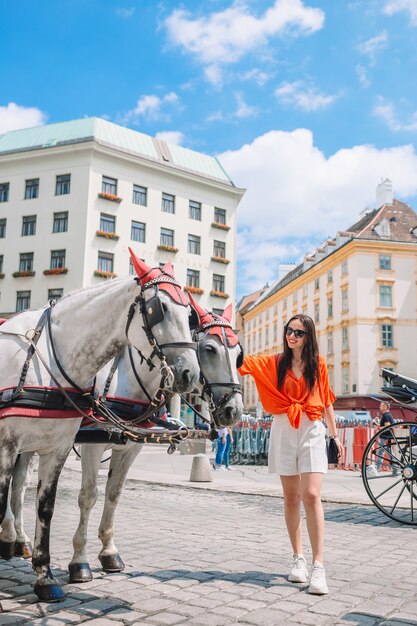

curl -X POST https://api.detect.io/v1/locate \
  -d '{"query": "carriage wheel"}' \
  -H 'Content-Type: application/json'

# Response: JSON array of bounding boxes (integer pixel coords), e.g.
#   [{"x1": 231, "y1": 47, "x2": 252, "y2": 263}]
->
[{"x1": 361, "y1": 422, "x2": 417, "y2": 525}]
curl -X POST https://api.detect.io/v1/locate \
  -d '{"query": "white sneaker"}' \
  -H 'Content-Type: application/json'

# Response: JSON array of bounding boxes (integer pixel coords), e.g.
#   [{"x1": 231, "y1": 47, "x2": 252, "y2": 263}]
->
[
  {"x1": 288, "y1": 555, "x2": 308, "y2": 583},
  {"x1": 226, "y1": 466, "x2": 235, "y2": 471},
  {"x1": 212, "y1": 464, "x2": 226, "y2": 471},
  {"x1": 308, "y1": 561, "x2": 329, "y2": 595}
]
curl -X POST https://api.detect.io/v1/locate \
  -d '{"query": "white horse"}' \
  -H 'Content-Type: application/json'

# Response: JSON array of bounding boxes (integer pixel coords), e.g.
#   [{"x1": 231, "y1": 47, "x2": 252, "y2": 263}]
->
[
  {"x1": 66, "y1": 296, "x2": 244, "y2": 582},
  {"x1": 0, "y1": 250, "x2": 199, "y2": 602}
]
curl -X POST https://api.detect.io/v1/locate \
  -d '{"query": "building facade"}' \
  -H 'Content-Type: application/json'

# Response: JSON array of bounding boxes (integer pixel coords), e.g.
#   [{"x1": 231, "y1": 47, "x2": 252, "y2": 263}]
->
[
  {"x1": 0, "y1": 117, "x2": 244, "y2": 315},
  {"x1": 241, "y1": 185, "x2": 417, "y2": 413}
]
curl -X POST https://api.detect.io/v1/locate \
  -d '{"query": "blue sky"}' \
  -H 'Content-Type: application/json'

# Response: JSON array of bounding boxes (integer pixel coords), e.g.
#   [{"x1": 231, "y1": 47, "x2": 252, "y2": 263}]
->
[{"x1": 2, "y1": 0, "x2": 417, "y2": 297}]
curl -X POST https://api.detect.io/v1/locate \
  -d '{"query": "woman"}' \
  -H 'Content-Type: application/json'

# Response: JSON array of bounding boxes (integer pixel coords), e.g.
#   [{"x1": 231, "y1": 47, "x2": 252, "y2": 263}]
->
[{"x1": 239, "y1": 314, "x2": 343, "y2": 594}]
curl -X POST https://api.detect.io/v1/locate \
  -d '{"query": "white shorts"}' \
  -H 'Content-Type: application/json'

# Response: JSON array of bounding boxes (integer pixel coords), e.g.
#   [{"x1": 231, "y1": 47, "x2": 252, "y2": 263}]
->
[{"x1": 268, "y1": 413, "x2": 327, "y2": 476}]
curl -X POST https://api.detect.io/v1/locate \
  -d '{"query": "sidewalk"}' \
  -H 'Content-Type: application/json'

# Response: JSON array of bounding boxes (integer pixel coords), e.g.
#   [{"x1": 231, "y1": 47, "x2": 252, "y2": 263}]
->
[{"x1": 65, "y1": 442, "x2": 373, "y2": 506}]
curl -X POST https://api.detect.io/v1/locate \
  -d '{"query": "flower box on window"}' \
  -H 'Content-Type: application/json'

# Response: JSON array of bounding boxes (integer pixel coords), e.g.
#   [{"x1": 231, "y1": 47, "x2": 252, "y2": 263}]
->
[
  {"x1": 43, "y1": 267, "x2": 68, "y2": 276},
  {"x1": 12, "y1": 271, "x2": 35, "y2": 278},
  {"x1": 184, "y1": 286, "x2": 204, "y2": 295},
  {"x1": 211, "y1": 222, "x2": 230, "y2": 231},
  {"x1": 94, "y1": 269, "x2": 117, "y2": 279},
  {"x1": 0, "y1": 273, "x2": 4, "y2": 279},
  {"x1": 157, "y1": 244, "x2": 178, "y2": 253},
  {"x1": 98, "y1": 192, "x2": 123, "y2": 203},
  {"x1": 211, "y1": 256, "x2": 230, "y2": 265},
  {"x1": 210, "y1": 290, "x2": 229, "y2": 299},
  {"x1": 96, "y1": 230, "x2": 120, "y2": 240}
]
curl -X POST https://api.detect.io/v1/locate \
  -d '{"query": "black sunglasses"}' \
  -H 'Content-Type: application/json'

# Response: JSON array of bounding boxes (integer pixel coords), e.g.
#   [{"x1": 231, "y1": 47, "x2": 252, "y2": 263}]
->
[{"x1": 286, "y1": 326, "x2": 307, "y2": 339}]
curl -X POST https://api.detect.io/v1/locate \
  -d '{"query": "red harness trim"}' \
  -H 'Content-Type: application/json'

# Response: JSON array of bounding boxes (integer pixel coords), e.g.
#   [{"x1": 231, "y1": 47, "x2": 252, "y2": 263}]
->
[{"x1": 0, "y1": 385, "x2": 94, "y2": 420}]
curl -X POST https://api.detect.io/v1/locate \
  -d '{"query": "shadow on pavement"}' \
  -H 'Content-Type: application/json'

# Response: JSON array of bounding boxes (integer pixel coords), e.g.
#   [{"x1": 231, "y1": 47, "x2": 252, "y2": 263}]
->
[
  {"x1": 342, "y1": 612, "x2": 417, "y2": 626},
  {"x1": 324, "y1": 504, "x2": 417, "y2": 529},
  {"x1": 128, "y1": 568, "x2": 292, "y2": 587}
]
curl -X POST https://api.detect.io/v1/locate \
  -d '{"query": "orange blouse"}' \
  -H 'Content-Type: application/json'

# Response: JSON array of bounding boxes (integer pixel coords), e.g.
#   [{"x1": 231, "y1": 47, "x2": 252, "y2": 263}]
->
[{"x1": 238, "y1": 354, "x2": 336, "y2": 429}]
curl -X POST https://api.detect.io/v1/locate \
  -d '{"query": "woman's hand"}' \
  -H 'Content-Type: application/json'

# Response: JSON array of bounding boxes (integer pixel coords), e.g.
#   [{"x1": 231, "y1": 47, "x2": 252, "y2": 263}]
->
[{"x1": 335, "y1": 437, "x2": 344, "y2": 463}]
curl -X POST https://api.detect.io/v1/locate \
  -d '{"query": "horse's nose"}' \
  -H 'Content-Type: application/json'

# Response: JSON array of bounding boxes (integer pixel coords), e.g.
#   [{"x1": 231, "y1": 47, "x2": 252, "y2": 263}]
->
[
  {"x1": 224, "y1": 405, "x2": 237, "y2": 424},
  {"x1": 181, "y1": 369, "x2": 193, "y2": 388}
]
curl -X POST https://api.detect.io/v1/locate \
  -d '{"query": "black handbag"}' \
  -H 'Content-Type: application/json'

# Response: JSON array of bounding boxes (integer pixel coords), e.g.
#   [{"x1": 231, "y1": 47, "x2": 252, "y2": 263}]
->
[{"x1": 326, "y1": 436, "x2": 339, "y2": 465}]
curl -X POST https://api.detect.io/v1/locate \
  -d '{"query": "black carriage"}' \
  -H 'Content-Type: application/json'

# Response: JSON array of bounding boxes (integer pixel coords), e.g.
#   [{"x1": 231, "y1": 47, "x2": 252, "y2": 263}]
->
[{"x1": 361, "y1": 368, "x2": 417, "y2": 525}]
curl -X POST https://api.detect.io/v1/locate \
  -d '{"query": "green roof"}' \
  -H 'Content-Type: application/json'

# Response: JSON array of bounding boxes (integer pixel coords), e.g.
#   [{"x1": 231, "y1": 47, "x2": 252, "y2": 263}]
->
[{"x1": 0, "y1": 117, "x2": 233, "y2": 185}]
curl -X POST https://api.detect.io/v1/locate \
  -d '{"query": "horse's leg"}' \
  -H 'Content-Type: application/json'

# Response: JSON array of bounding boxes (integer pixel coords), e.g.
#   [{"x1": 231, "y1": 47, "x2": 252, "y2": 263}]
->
[
  {"x1": 98, "y1": 443, "x2": 142, "y2": 572},
  {"x1": 32, "y1": 445, "x2": 72, "y2": 602},
  {"x1": 0, "y1": 433, "x2": 20, "y2": 560},
  {"x1": 11, "y1": 452, "x2": 36, "y2": 558},
  {"x1": 68, "y1": 443, "x2": 106, "y2": 583}
]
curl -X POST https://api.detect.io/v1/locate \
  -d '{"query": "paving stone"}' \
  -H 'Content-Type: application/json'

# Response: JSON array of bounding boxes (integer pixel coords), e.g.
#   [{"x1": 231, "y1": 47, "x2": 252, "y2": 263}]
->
[
  {"x1": 145, "y1": 612, "x2": 187, "y2": 625},
  {"x1": 236, "y1": 607, "x2": 293, "y2": 625},
  {"x1": 308, "y1": 599, "x2": 356, "y2": 616},
  {"x1": 105, "y1": 607, "x2": 147, "y2": 623},
  {"x1": 134, "y1": 597, "x2": 180, "y2": 613}
]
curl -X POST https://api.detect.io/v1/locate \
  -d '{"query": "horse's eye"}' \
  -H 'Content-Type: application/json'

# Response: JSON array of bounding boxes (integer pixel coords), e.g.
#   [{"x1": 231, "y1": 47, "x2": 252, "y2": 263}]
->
[{"x1": 206, "y1": 344, "x2": 216, "y2": 353}]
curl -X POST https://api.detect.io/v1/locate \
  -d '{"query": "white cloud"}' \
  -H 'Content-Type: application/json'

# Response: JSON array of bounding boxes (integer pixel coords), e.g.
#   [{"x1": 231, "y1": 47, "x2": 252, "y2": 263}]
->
[
  {"x1": 241, "y1": 68, "x2": 271, "y2": 86},
  {"x1": 275, "y1": 80, "x2": 339, "y2": 111},
  {"x1": 155, "y1": 130, "x2": 184, "y2": 145},
  {"x1": 218, "y1": 129, "x2": 417, "y2": 292},
  {"x1": 0, "y1": 102, "x2": 47, "y2": 134},
  {"x1": 384, "y1": 0, "x2": 417, "y2": 25},
  {"x1": 235, "y1": 93, "x2": 257, "y2": 118},
  {"x1": 122, "y1": 92, "x2": 180, "y2": 123},
  {"x1": 115, "y1": 7, "x2": 135, "y2": 19},
  {"x1": 374, "y1": 97, "x2": 417, "y2": 131},
  {"x1": 356, "y1": 63, "x2": 370, "y2": 88},
  {"x1": 164, "y1": 0, "x2": 324, "y2": 84},
  {"x1": 357, "y1": 31, "x2": 388, "y2": 63}
]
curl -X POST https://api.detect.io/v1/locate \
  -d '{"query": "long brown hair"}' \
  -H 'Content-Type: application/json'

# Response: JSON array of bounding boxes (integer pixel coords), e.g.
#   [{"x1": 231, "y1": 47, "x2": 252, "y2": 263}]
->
[{"x1": 277, "y1": 314, "x2": 319, "y2": 391}]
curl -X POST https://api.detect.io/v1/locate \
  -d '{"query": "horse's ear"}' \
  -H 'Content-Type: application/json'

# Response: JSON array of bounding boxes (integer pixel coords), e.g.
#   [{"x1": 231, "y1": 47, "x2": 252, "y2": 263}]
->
[
  {"x1": 222, "y1": 303, "x2": 233, "y2": 322},
  {"x1": 162, "y1": 262, "x2": 174, "y2": 277},
  {"x1": 128, "y1": 247, "x2": 151, "y2": 283},
  {"x1": 187, "y1": 292, "x2": 206, "y2": 323}
]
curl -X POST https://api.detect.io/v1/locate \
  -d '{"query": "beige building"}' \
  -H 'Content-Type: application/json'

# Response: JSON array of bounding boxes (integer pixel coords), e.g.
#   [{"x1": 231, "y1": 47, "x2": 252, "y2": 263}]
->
[
  {"x1": 0, "y1": 117, "x2": 244, "y2": 316},
  {"x1": 241, "y1": 181, "x2": 417, "y2": 413}
]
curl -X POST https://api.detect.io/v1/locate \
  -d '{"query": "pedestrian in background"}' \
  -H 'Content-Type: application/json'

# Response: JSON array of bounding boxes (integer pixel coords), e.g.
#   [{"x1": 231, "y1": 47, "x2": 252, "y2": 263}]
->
[
  {"x1": 376, "y1": 401, "x2": 399, "y2": 476},
  {"x1": 239, "y1": 314, "x2": 343, "y2": 595},
  {"x1": 213, "y1": 427, "x2": 228, "y2": 470},
  {"x1": 222, "y1": 426, "x2": 234, "y2": 470}
]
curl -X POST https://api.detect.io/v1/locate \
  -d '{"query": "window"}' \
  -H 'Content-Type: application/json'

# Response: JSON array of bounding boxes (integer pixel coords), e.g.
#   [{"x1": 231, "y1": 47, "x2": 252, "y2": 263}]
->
[
  {"x1": 342, "y1": 326, "x2": 349, "y2": 351},
  {"x1": 314, "y1": 302, "x2": 319, "y2": 323},
  {"x1": 162, "y1": 192, "x2": 175, "y2": 214},
  {"x1": 187, "y1": 268, "x2": 200, "y2": 288},
  {"x1": 188, "y1": 234, "x2": 201, "y2": 255},
  {"x1": 327, "y1": 269, "x2": 333, "y2": 284},
  {"x1": 293, "y1": 291, "x2": 298, "y2": 304},
  {"x1": 53, "y1": 211, "x2": 68, "y2": 233},
  {"x1": 19, "y1": 252, "x2": 34, "y2": 272},
  {"x1": 189, "y1": 200, "x2": 201, "y2": 220},
  {"x1": 327, "y1": 297, "x2": 333, "y2": 318},
  {"x1": 381, "y1": 324, "x2": 394, "y2": 348},
  {"x1": 212, "y1": 240, "x2": 226, "y2": 259},
  {"x1": 212, "y1": 308, "x2": 224, "y2": 316},
  {"x1": 380, "y1": 285, "x2": 392, "y2": 307},
  {"x1": 48, "y1": 288, "x2": 63, "y2": 302},
  {"x1": 327, "y1": 331, "x2": 333, "y2": 354},
  {"x1": 25, "y1": 178, "x2": 39, "y2": 199},
  {"x1": 55, "y1": 174, "x2": 71, "y2": 196},
  {"x1": 102, "y1": 176, "x2": 117, "y2": 195},
  {"x1": 214, "y1": 207, "x2": 226, "y2": 224},
  {"x1": 283, "y1": 299, "x2": 287, "y2": 311},
  {"x1": 341, "y1": 259, "x2": 348, "y2": 275},
  {"x1": 16, "y1": 291, "x2": 30, "y2": 312},
  {"x1": 314, "y1": 277, "x2": 320, "y2": 290},
  {"x1": 22, "y1": 215, "x2": 36, "y2": 236},
  {"x1": 0, "y1": 254, "x2": 3, "y2": 273},
  {"x1": 133, "y1": 184, "x2": 147, "y2": 206},
  {"x1": 100, "y1": 213, "x2": 116, "y2": 233},
  {"x1": 379, "y1": 255, "x2": 391, "y2": 270},
  {"x1": 342, "y1": 367, "x2": 349, "y2": 394},
  {"x1": 213, "y1": 274, "x2": 225, "y2": 293},
  {"x1": 98, "y1": 251, "x2": 114, "y2": 273},
  {"x1": 328, "y1": 368, "x2": 334, "y2": 388},
  {"x1": 273, "y1": 325, "x2": 278, "y2": 343},
  {"x1": 302, "y1": 284, "x2": 308, "y2": 298},
  {"x1": 0, "y1": 182, "x2": 9, "y2": 202},
  {"x1": 129, "y1": 258, "x2": 135, "y2": 275},
  {"x1": 0, "y1": 219, "x2": 6, "y2": 238},
  {"x1": 50, "y1": 249, "x2": 66, "y2": 269},
  {"x1": 342, "y1": 288, "x2": 348, "y2": 312},
  {"x1": 131, "y1": 221, "x2": 146, "y2": 243},
  {"x1": 160, "y1": 228, "x2": 174, "y2": 246}
]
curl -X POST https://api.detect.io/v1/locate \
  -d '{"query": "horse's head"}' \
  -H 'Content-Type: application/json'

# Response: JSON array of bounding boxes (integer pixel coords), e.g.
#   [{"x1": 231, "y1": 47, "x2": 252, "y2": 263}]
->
[
  {"x1": 128, "y1": 248, "x2": 199, "y2": 394},
  {"x1": 189, "y1": 294, "x2": 244, "y2": 428}
]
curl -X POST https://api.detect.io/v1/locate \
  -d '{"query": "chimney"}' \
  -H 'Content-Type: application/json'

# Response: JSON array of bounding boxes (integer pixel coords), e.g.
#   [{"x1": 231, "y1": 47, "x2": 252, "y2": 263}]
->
[{"x1": 376, "y1": 178, "x2": 393, "y2": 207}]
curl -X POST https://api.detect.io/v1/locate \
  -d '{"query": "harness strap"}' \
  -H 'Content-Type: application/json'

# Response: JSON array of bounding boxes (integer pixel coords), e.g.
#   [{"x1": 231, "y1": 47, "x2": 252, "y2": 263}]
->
[
  {"x1": 102, "y1": 353, "x2": 123, "y2": 400},
  {"x1": 13, "y1": 308, "x2": 49, "y2": 400}
]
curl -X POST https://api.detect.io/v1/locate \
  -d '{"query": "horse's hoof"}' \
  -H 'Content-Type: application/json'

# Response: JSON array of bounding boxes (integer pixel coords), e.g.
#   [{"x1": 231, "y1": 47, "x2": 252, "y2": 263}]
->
[
  {"x1": 34, "y1": 583, "x2": 66, "y2": 603},
  {"x1": 0, "y1": 540, "x2": 15, "y2": 560},
  {"x1": 14, "y1": 541, "x2": 33, "y2": 559},
  {"x1": 99, "y1": 553, "x2": 125, "y2": 572},
  {"x1": 68, "y1": 562, "x2": 93, "y2": 583}
]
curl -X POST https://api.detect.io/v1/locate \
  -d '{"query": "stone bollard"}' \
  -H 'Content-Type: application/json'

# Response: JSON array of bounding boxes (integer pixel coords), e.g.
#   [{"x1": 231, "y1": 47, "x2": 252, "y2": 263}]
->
[{"x1": 189, "y1": 454, "x2": 213, "y2": 483}]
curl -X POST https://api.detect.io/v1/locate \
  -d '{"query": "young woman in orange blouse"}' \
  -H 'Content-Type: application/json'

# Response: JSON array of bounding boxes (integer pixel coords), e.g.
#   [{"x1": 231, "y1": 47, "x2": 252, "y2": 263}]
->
[{"x1": 239, "y1": 314, "x2": 343, "y2": 595}]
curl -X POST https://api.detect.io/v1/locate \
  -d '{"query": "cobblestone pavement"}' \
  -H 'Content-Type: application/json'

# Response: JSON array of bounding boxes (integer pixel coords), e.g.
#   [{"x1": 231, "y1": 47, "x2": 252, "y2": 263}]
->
[{"x1": 1, "y1": 466, "x2": 417, "y2": 626}]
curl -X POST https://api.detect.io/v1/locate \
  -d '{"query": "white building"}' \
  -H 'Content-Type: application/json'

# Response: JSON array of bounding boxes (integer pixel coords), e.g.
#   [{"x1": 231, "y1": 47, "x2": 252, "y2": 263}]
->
[{"x1": 0, "y1": 117, "x2": 244, "y2": 315}]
